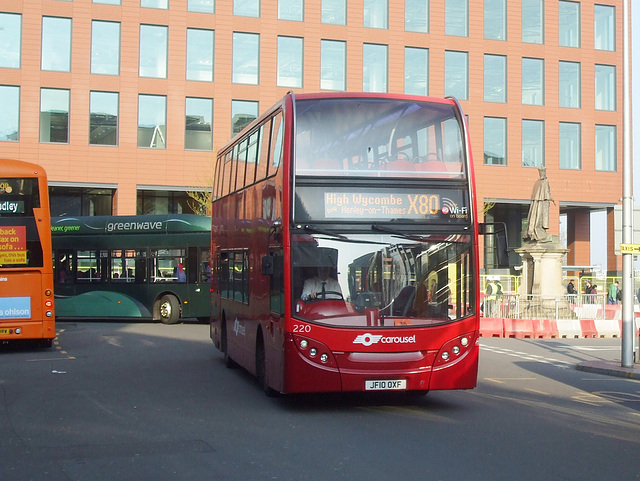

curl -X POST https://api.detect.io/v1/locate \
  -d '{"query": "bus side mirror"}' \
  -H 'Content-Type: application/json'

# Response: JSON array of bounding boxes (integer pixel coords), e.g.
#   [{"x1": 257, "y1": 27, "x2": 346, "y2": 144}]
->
[
  {"x1": 479, "y1": 222, "x2": 510, "y2": 268},
  {"x1": 262, "y1": 255, "x2": 274, "y2": 276}
]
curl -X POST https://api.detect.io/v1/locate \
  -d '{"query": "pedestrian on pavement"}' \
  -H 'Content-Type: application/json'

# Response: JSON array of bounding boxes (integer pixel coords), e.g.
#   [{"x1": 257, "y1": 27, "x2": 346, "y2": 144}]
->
[{"x1": 608, "y1": 281, "x2": 619, "y2": 305}]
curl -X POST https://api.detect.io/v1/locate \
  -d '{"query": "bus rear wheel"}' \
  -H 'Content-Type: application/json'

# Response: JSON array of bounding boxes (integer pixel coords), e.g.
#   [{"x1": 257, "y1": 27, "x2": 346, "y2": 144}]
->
[{"x1": 158, "y1": 294, "x2": 180, "y2": 324}]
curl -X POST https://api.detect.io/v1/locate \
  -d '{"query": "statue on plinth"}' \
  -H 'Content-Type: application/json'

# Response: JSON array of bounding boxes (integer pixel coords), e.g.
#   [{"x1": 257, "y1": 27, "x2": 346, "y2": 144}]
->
[{"x1": 523, "y1": 166, "x2": 555, "y2": 242}]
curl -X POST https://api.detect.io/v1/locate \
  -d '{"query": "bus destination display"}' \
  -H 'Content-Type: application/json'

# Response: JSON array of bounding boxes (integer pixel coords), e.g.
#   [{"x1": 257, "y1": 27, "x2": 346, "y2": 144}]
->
[{"x1": 295, "y1": 186, "x2": 470, "y2": 223}]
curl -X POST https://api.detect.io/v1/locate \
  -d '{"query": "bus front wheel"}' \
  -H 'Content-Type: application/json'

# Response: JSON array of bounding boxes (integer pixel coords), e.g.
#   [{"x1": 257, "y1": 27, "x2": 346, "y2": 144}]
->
[{"x1": 158, "y1": 295, "x2": 180, "y2": 324}]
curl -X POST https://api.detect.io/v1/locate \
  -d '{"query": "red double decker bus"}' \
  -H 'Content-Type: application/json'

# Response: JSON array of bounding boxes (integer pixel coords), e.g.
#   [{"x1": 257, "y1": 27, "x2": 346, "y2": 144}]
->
[
  {"x1": 0, "y1": 159, "x2": 55, "y2": 347},
  {"x1": 210, "y1": 92, "x2": 484, "y2": 395}
]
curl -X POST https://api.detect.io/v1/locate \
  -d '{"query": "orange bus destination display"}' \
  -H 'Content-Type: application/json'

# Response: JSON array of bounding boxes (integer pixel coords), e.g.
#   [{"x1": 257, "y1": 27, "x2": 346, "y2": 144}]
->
[
  {"x1": 296, "y1": 186, "x2": 470, "y2": 223},
  {"x1": 0, "y1": 226, "x2": 27, "y2": 264}
]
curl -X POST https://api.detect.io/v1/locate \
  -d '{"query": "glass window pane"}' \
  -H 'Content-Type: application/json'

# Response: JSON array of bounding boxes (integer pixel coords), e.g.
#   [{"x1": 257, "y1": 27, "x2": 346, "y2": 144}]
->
[
  {"x1": 232, "y1": 32, "x2": 259, "y2": 85},
  {"x1": 445, "y1": 0, "x2": 468, "y2": 37},
  {"x1": 0, "y1": 85, "x2": 20, "y2": 142},
  {"x1": 559, "y1": 61, "x2": 580, "y2": 108},
  {"x1": 364, "y1": 0, "x2": 388, "y2": 29},
  {"x1": 595, "y1": 125, "x2": 616, "y2": 172},
  {"x1": 522, "y1": 57, "x2": 544, "y2": 105},
  {"x1": 363, "y1": 44, "x2": 388, "y2": 93},
  {"x1": 188, "y1": 0, "x2": 215, "y2": 13},
  {"x1": 185, "y1": 97, "x2": 213, "y2": 151},
  {"x1": 320, "y1": 40, "x2": 346, "y2": 91},
  {"x1": 139, "y1": 25, "x2": 168, "y2": 78},
  {"x1": 559, "y1": 122, "x2": 581, "y2": 169},
  {"x1": 404, "y1": 47, "x2": 428, "y2": 96},
  {"x1": 279, "y1": 0, "x2": 303, "y2": 21},
  {"x1": 484, "y1": 117, "x2": 506, "y2": 165},
  {"x1": 522, "y1": 120, "x2": 544, "y2": 167},
  {"x1": 559, "y1": 1, "x2": 580, "y2": 48},
  {"x1": 91, "y1": 21, "x2": 120, "y2": 75},
  {"x1": 138, "y1": 95, "x2": 167, "y2": 149},
  {"x1": 141, "y1": 0, "x2": 168, "y2": 8},
  {"x1": 90, "y1": 91, "x2": 119, "y2": 146},
  {"x1": 595, "y1": 4, "x2": 615, "y2": 51},
  {"x1": 40, "y1": 88, "x2": 69, "y2": 144},
  {"x1": 484, "y1": 54, "x2": 506, "y2": 102},
  {"x1": 0, "y1": 13, "x2": 21, "y2": 69},
  {"x1": 93, "y1": 0, "x2": 121, "y2": 4},
  {"x1": 444, "y1": 51, "x2": 468, "y2": 100},
  {"x1": 595, "y1": 64, "x2": 616, "y2": 111},
  {"x1": 522, "y1": 0, "x2": 543, "y2": 44},
  {"x1": 277, "y1": 36, "x2": 303, "y2": 88},
  {"x1": 187, "y1": 28, "x2": 214, "y2": 82},
  {"x1": 405, "y1": 0, "x2": 428, "y2": 33},
  {"x1": 484, "y1": 0, "x2": 506, "y2": 40},
  {"x1": 231, "y1": 100, "x2": 258, "y2": 136},
  {"x1": 234, "y1": 0, "x2": 260, "y2": 17},
  {"x1": 321, "y1": 0, "x2": 346, "y2": 25},
  {"x1": 42, "y1": 17, "x2": 71, "y2": 72}
]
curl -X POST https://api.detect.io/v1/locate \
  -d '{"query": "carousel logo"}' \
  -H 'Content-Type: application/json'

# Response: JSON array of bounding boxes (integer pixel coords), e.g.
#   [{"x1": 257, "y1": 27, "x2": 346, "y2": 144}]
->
[{"x1": 353, "y1": 333, "x2": 416, "y2": 347}]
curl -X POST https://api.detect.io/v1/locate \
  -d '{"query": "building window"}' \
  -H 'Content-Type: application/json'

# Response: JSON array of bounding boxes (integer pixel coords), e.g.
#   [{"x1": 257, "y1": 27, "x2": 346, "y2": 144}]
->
[
  {"x1": 137, "y1": 95, "x2": 167, "y2": 149},
  {"x1": 559, "y1": 1, "x2": 580, "y2": 48},
  {"x1": 522, "y1": 57, "x2": 544, "y2": 105},
  {"x1": 232, "y1": 32, "x2": 259, "y2": 85},
  {"x1": 522, "y1": 120, "x2": 544, "y2": 168},
  {"x1": 279, "y1": 0, "x2": 303, "y2": 21},
  {"x1": 320, "y1": 40, "x2": 346, "y2": 91},
  {"x1": 141, "y1": 0, "x2": 168, "y2": 8},
  {"x1": 559, "y1": 61, "x2": 580, "y2": 108},
  {"x1": 484, "y1": 0, "x2": 506, "y2": 40},
  {"x1": 321, "y1": 0, "x2": 346, "y2": 25},
  {"x1": 445, "y1": 0, "x2": 468, "y2": 37},
  {"x1": 137, "y1": 190, "x2": 194, "y2": 215},
  {"x1": 595, "y1": 125, "x2": 616, "y2": 172},
  {"x1": 522, "y1": 0, "x2": 543, "y2": 44},
  {"x1": 405, "y1": 0, "x2": 428, "y2": 33},
  {"x1": 90, "y1": 91, "x2": 119, "y2": 146},
  {"x1": 363, "y1": 44, "x2": 388, "y2": 93},
  {"x1": 185, "y1": 97, "x2": 213, "y2": 151},
  {"x1": 364, "y1": 0, "x2": 388, "y2": 29},
  {"x1": 444, "y1": 50, "x2": 468, "y2": 100},
  {"x1": 484, "y1": 54, "x2": 506, "y2": 103},
  {"x1": 404, "y1": 47, "x2": 428, "y2": 96},
  {"x1": 594, "y1": 4, "x2": 615, "y2": 51},
  {"x1": 188, "y1": 0, "x2": 214, "y2": 13},
  {"x1": 484, "y1": 117, "x2": 506, "y2": 165},
  {"x1": 595, "y1": 64, "x2": 616, "y2": 111},
  {"x1": 40, "y1": 88, "x2": 69, "y2": 144},
  {"x1": 234, "y1": 0, "x2": 260, "y2": 17},
  {"x1": 0, "y1": 13, "x2": 21, "y2": 69},
  {"x1": 559, "y1": 122, "x2": 581, "y2": 170},
  {"x1": 91, "y1": 21, "x2": 120, "y2": 76},
  {"x1": 50, "y1": 186, "x2": 115, "y2": 217},
  {"x1": 139, "y1": 25, "x2": 168, "y2": 79},
  {"x1": 187, "y1": 28, "x2": 214, "y2": 82},
  {"x1": 277, "y1": 36, "x2": 303, "y2": 88},
  {"x1": 93, "y1": 0, "x2": 121, "y2": 4},
  {"x1": 231, "y1": 100, "x2": 259, "y2": 136},
  {"x1": 0, "y1": 86, "x2": 19, "y2": 142},
  {"x1": 41, "y1": 17, "x2": 71, "y2": 72}
]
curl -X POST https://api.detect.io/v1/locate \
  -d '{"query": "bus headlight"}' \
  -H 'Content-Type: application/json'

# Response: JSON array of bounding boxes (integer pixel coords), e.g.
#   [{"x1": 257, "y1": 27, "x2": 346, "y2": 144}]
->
[
  {"x1": 309, "y1": 348, "x2": 317, "y2": 357},
  {"x1": 299, "y1": 339, "x2": 308, "y2": 349},
  {"x1": 320, "y1": 353, "x2": 329, "y2": 363}
]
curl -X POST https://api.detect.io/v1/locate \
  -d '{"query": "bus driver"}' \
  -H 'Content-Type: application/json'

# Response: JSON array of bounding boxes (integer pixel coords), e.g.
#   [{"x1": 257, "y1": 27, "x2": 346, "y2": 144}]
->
[{"x1": 301, "y1": 266, "x2": 342, "y2": 301}]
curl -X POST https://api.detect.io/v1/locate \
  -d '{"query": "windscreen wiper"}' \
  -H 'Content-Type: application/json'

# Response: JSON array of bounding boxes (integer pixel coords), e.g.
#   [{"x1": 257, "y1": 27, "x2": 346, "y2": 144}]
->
[
  {"x1": 301, "y1": 224, "x2": 349, "y2": 241},
  {"x1": 371, "y1": 224, "x2": 428, "y2": 242}
]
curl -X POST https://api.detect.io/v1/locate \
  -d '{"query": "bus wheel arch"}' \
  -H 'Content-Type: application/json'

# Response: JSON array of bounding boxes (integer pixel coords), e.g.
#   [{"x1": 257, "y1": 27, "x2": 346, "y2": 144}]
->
[
  {"x1": 255, "y1": 328, "x2": 277, "y2": 397},
  {"x1": 155, "y1": 293, "x2": 181, "y2": 324}
]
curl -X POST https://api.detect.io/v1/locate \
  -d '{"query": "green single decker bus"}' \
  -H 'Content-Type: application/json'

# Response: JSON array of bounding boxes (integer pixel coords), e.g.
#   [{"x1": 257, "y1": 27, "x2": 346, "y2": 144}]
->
[{"x1": 51, "y1": 215, "x2": 211, "y2": 324}]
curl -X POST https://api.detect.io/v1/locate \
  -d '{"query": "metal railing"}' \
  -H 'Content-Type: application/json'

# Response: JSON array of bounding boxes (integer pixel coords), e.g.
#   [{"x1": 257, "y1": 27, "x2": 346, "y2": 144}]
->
[{"x1": 483, "y1": 293, "x2": 610, "y2": 321}]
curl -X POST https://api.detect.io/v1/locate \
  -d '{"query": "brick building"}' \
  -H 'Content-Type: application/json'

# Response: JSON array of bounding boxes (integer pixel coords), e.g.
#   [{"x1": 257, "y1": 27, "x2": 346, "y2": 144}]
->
[{"x1": 0, "y1": 0, "x2": 627, "y2": 274}]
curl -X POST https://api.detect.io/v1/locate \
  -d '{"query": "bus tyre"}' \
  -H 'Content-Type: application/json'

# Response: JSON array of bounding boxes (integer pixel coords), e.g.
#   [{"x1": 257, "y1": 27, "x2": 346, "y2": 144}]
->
[
  {"x1": 256, "y1": 334, "x2": 277, "y2": 397},
  {"x1": 158, "y1": 295, "x2": 180, "y2": 324}
]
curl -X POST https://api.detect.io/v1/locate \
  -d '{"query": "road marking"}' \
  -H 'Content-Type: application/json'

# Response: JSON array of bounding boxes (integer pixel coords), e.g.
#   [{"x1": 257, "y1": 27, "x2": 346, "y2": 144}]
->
[
  {"x1": 480, "y1": 344, "x2": 573, "y2": 369},
  {"x1": 485, "y1": 377, "x2": 536, "y2": 384}
]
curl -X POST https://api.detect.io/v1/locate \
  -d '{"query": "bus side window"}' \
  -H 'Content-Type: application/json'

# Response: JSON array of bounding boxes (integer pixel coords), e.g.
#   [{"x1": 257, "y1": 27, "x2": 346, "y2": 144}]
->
[
  {"x1": 269, "y1": 251, "x2": 284, "y2": 315},
  {"x1": 56, "y1": 251, "x2": 74, "y2": 284}
]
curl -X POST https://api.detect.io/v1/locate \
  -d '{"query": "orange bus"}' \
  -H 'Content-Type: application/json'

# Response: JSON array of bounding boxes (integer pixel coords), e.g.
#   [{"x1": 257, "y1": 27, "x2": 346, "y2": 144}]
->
[
  {"x1": 0, "y1": 159, "x2": 55, "y2": 347},
  {"x1": 210, "y1": 92, "x2": 494, "y2": 395}
]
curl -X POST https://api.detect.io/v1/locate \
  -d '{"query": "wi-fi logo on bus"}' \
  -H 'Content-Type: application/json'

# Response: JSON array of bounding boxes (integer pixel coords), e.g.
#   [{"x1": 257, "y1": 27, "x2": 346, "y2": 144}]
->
[{"x1": 441, "y1": 198, "x2": 458, "y2": 215}]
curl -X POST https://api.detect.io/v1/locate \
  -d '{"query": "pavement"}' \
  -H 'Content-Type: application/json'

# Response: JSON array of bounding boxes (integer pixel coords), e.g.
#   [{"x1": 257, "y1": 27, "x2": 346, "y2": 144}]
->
[{"x1": 577, "y1": 359, "x2": 640, "y2": 379}]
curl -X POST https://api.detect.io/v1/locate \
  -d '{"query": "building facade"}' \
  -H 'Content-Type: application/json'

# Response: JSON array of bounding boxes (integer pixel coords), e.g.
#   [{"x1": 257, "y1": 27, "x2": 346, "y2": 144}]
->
[{"x1": 0, "y1": 0, "x2": 626, "y2": 274}]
